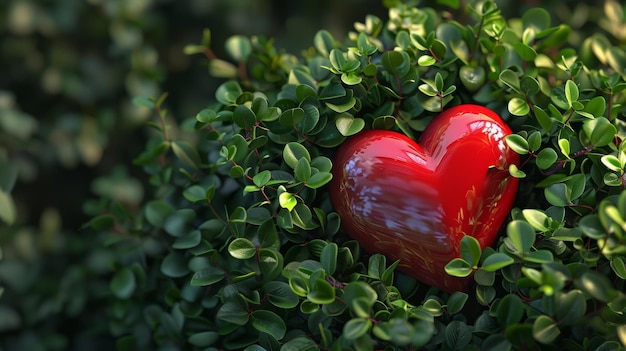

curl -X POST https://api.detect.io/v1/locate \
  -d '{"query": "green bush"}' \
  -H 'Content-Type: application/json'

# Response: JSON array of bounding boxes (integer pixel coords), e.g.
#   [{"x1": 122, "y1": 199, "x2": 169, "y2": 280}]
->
[{"x1": 3, "y1": 0, "x2": 626, "y2": 350}]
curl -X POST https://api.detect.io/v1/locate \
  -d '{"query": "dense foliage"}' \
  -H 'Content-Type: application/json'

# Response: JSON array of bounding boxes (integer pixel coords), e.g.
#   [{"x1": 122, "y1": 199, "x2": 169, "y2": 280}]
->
[{"x1": 2, "y1": 0, "x2": 626, "y2": 350}]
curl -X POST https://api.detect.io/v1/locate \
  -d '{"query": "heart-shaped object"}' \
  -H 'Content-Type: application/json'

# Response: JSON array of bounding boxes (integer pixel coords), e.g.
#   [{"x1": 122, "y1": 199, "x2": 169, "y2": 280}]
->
[{"x1": 330, "y1": 104, "x2": 519, "y2": 292}]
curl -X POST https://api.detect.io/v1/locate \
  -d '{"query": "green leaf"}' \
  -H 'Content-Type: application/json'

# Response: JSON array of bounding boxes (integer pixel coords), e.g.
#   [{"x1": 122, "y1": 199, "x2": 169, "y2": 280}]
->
[
  {"x1": 564, "y1": 80, "x2": 579, "y2": 108},
  {"x1": 460, "y1": 235, "x2": 482, "y2": 266},
  {"x1": 423, "y1": 298, "x2": 442, "y2": 316},
  {"x1": 373, "y1": 319, "x2": 417, "y2": 346},
  {"x1": 225, "y1": 35, "x2": 252, "y2": 62},
  {"x1": 365, "y1": 254, "x2": 384, "y2": 280},
  {"x1": 294, "y1": 158, "x2": 312, "y2": 182},
  {"x1": 335, "y1": 114, "x2": 365, "y2": 136},
  {"x1": 253, "y1": 170, "x2": 272, "y2": 187},
  {"x1": 344, "y1": 281, "x2": 377, "y2": 318},
  {"x1": 523, "y1": 7, "x2": 551, "y2": 31},
  {"x1": 145, "y1": 200, "x2": 174, "y2": 228},
  {"x1": 508, "y1": 97, "x2": 530, "y2": 116},
  {"x1": 84, "y1": 214, "x2": 115, "y2": 231},
  {"x1": 227, "y1": 133, "x2": 249, "y2": 162},
  {"x1": 172, "y1": 230, "x2": 202, "y2": 249},
  {"x1": 305, "y1": 172, "x2": 333, "y2": 189},
  {"x1": 474, "y1": 268, "x2": 495, "y2": 286},
  {"x1": 341, "y1": 72, "x2": 362, "y2": 85},
  {"x1": 534, "y1": 106, "x2": 553, "y2": 130},
  {"x1": 544, "y1": 183, "x2": 569, "y2": 207},
  {"x1": 445, "y1": 258, "x2": 473, "y2": 277},
  {"x1": 161, "y1": 252, "x2": 190, "y2": 278},
  {"x1": 190, "y1": 267, "x2": 226, "y2": 286},
  {"x1": 0, "y1": 190, "x2": 16, "y2": 225},
  {"x1": 343, "y1": 318, "x2": 372, "y2": 340},
  {"x1": 183, "y1": 185, "x2": 207, "y2": 203},
  {"x1": 229, "y1": 238, "x2": 257, "y2": 259},
  {"x1": 279, "y1": 192, "x2": 297, "y2": 212},
  {"x1": 435, "y1": 72, "x2": 444, "y2": 92},
  {"x1": 481, "y1": 253, "x2": 515, "y2": 271},
  {"x1": 522, "y1": 209, "x2": 551, "y2": 232},
  {"x1": 251, "y1": 310, "x2": 286, "y2": 340},
  {"x1": 209, "y1": 59, "x2": 238, "y2": 78},
  {"x1": 279, "y1": 108, "x2": 305, "y2": 126},
  {"x1": 500, "y1": 69, "x2": 521, "y2": 93},
  {"x1": 532, "y1": 315, "x2": 560, "y2": 344},
  {"x1": 583, "y1": 96, "x2": 606, "y2": 118},
  {"x1": 295, "y1": 84, "x2": 317, "y2": 103},
  {"x1": 325, "y1": 97, "x2": 356, "y2": 113},
  {"x1": 601, "y1": 154, "x2": 623, "y2": 172},
  {"x1": 575, "y1": 270, "x2": 615, "y2": 302},
  {"x1": 264, "y1": 281, "x2": 299, "y2": 309},
  {"x1": 447, "y1": 292, "x2": 469, "y2": 314},
  {"x1": 382, "y1": 50, "x2": 410, "y2": 76},
  {"x1": 229, "y1": 165, "x2": 245, "y2": 178},
  {"x1": 110, "y1": 268, "x2": 136, "y2": 299},
  {"x1": 496, "y1": 294, "x2": 524, "y2": 326},
  {"x1": 437, "y1": 0, "x2": 460, "y2": 9},
  {"x1": 283, "y1": 142, "x2": 311, "y2": 169},
  {"x1": 536, "y1": 148, "x2": 558, "y2": 170},
  {"x1": 520, "y1": 76, "x2": 540, "y2": 96},
  {"x1": 514, "y1": 42, "x2": 537, "y2": 61},
  {"x1": 558, "y1": 138, "x2": 570, "y2": 157},
  {"x1": 259, "y1": 249, "x2": 283, "y2": 281},
  {"x1": 314, "y1": 30, "x2": 335, "y2": 56},
  {"x1": 215, "y1": 80, "x2": 243, "y2": 106},
  {"x1": 611, "y1": 257, "x2": 626, "y2": 279},
  {"x1": 188, "y1": 332, "x2": 219, "y2": 347},
  {"x1": 289, "y1": 275, "x2": 309, "y2": 297},
  {"x1": 172, "y1": 141, "x2": 202, "y2": 169},
  {"x1": 444, "y1": 321, "x2": 473, "y2": 350},
  {"x1": 509, "y1": 164, "x2": 526, "y2": 178},
  {"x1": 506, "y1": 220, "x2": 535, "y2": 255},
  {"x1": 418, "y1": 55, "x2": 437, "y2": 66},
  {"x1": 583, "y1": 117, "x2": 616, "y2": 147},
  {"x1": 555, "y1": 290, "x2": 586, "y2": 325},
  {"x1": 233, "y1": 105, "x2": 256, "y2": 129},
  {"x1": 579, "y1": 214, "x2": 606, "y2": 239},
  {"x1": 320, "y1": 243, "x2": 338, "y2": 275},
  {"x1": 280, "y1": 337, "x2": 318, "y2": 351},
  {"x1": 132, "y1": 96, "x2": 156, "y2": 109},
  {"x1": 329, "y1": 49, "x2": 346, "y2": 72},
  {"x1": 476, "y1": 285, "x2": 496, "y2": 306},
  {"x1": 217, "y1": 302, "x2": 249, "y2": 326},
  {"x1": 307, "y1": 278, "x2": 335, "y2": 305},
  {"x1": 505, "y1": 134, "x2": 529, "y2": 155}
]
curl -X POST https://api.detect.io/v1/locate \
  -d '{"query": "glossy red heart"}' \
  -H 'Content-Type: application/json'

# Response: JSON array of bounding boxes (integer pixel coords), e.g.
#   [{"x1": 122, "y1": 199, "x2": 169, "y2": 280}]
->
[{"x1": 330, "y1": 104, "x2": 519, "y2": 292}]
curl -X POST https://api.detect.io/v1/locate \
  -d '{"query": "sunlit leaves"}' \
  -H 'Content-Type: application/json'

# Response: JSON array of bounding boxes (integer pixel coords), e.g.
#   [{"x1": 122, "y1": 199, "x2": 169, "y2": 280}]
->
[{"x1": 82, "y1": 1, "x2": 626, "y2": 350}]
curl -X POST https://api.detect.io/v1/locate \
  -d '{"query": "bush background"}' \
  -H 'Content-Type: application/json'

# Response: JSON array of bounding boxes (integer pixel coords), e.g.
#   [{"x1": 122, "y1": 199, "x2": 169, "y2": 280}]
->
[{"x1": 0, "y1": 0, "x2": 611, "y2": 350}]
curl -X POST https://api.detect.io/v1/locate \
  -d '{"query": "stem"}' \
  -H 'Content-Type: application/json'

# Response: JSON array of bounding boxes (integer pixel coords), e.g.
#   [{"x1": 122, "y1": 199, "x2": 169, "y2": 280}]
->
[
  {"x1": 439, "y1": 93, "x2": 444, "y2": 112},
  {"x1": 428, "y1": 47, "x2": 441, "y2": 62},
  {"x1": 156, "y1": 105, "x2": 169, "y2": 142},
  {"x1": 261, "y1": 187, "x2": 278, "y2": 217},
  {"x1": 202, "y1": 47, "x2": 217, "y2": 60},
  {"x1": 571, "y1": 144, "x2": 594, "y2": 158},
  {"x1": 293, "y1": 124, "x2": 315, "y2": 144},
  {"x1": 607, "y1": 90, "x2": 614, "y2": 120},
  {"x1": 564, "y1": 108, "x2": 575, "y2": 125},
  {"x1": 238, "y1": 60, "x2": 250, "y2": 90},
  {"x1": 468, "y1": 15, "x2": 485, "y2": 61}
]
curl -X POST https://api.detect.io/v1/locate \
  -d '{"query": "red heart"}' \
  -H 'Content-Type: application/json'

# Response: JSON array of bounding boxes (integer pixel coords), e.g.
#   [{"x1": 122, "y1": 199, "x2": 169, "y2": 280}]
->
[{"x1": 330, "y1": 104, "x2": 519, "y2": 292}]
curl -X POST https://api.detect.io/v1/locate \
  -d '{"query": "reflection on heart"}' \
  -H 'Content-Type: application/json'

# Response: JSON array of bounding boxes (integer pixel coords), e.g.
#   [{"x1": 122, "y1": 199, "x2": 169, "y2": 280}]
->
[{"x1": 330, "y1": 105, "x2": 519, "y2": 292}]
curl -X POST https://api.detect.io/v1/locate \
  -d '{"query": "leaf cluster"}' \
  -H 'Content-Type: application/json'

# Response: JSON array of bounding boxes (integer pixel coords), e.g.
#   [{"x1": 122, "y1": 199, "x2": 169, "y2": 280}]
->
[{"x1": 83, "y1": 1, "x2": 626, "y2": 350}]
